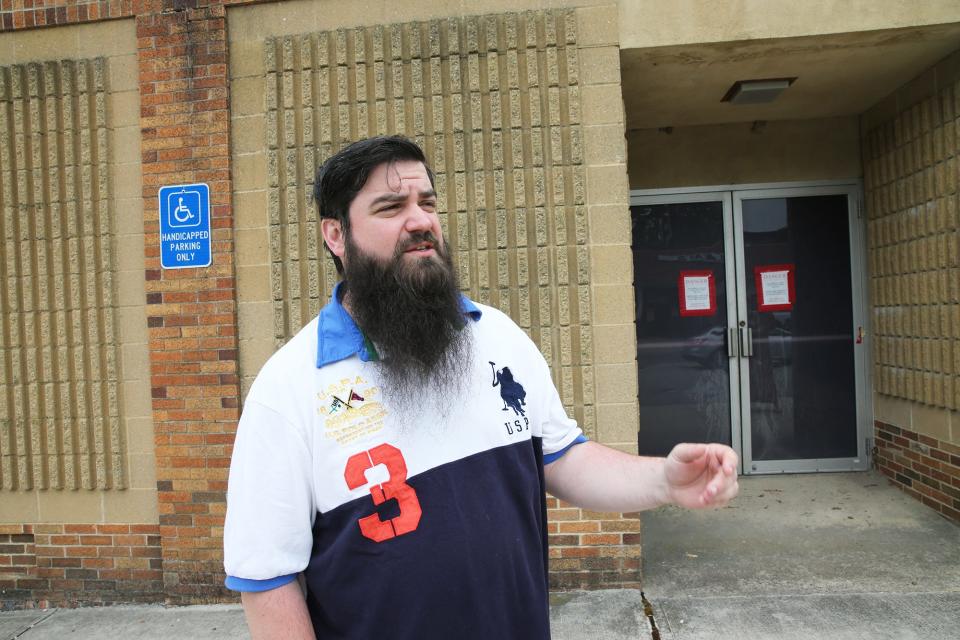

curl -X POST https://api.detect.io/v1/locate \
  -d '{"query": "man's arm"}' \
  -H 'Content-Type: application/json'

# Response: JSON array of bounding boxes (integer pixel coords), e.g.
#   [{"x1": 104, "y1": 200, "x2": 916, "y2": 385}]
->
[
  {"x1": 543, "y1": 440, "x2": 739, "y2": 512},
  {"x1": 241, "y1": 579, "x2": 315, "y2": 640}
]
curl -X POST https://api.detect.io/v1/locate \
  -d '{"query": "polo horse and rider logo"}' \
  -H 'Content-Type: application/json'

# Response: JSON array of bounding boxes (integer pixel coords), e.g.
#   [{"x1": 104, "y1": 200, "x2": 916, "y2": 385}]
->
[{"x1": 489, "y1": 361, "x2": 526, "y2": 416}]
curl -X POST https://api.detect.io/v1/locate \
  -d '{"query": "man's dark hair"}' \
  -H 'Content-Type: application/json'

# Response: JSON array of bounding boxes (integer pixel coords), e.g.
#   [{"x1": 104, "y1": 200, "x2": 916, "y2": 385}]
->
[{"x1": 313, "y1": 135, "x2": 435, "y2": 274}]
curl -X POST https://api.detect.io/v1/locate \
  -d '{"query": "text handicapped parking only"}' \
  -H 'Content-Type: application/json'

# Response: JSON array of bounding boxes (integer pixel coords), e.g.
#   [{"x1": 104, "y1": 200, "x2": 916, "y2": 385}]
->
[{"x1": 158, "y1": 183, "x2": 212, "y2": 269}]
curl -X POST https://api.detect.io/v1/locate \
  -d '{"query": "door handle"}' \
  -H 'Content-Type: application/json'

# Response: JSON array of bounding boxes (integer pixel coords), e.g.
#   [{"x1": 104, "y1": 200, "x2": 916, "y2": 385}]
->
[
  {"x1": 728, "y1": 328, "x2": 738, "y2": 357},
  {"x1": 739, "y1": 327, "x2": 753, "y2": 357}
]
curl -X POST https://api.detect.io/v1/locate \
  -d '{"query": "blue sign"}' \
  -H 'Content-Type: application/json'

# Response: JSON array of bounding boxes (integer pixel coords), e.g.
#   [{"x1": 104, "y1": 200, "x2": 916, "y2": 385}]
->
[{"x1": 158, "y1": 183, "x2": 211, "y2": 269}]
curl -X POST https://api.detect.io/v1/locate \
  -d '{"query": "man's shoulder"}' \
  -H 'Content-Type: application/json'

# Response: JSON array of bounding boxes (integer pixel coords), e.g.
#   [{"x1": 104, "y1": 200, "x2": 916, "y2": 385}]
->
[
  {"x1": 472, "y1": 301, "x2": 523, "y2": 330},
  {"x1": 471, "y1": 301, "x2": 543, "y2": 353},
  {"x1": 248, "y1": 316, "x2": 320, "y2": 398}
]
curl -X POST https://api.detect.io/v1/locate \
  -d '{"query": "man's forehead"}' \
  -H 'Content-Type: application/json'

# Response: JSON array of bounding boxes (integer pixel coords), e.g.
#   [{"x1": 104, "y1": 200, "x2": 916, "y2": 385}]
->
[{"x1": 363, "y1": 160, "x2": 431, "y2": 193}]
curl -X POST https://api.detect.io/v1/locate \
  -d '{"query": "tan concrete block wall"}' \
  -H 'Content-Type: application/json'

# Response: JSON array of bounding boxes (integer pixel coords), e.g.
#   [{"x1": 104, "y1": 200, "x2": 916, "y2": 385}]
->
[
  {"x1": 231, "y1": 8, "x2": 601, "y2": 435},
  {"x1": 862, "y1": 49, "x2": 960, "y2": 445},
  {"x1": 0, "y1": 20, "x2": 155, "y2": 524},
  {"x1": 577, "y1": 5, "x2": 637, "y2": 454},
  {"x1": 627, "y1": 117, "x2": 862, "y2": 189},
  {"x1": 230, "y1": 1, "x2": 638, "y2": 590}
]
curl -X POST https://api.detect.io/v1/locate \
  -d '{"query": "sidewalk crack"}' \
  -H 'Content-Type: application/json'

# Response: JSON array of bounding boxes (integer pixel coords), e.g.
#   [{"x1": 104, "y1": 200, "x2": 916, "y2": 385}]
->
[
  {"x1": 641, "y1": 592, "x2": 662, "y2": 640},
  {"x1": 11, "y1": 609, "x2": 58, "y2": 639}
]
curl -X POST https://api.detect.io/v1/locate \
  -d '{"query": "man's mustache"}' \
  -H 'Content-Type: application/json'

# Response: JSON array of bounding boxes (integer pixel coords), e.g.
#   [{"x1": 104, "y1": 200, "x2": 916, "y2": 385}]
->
[{"x1": 396, "y1": 231, "x2": 441, "y2": 255}]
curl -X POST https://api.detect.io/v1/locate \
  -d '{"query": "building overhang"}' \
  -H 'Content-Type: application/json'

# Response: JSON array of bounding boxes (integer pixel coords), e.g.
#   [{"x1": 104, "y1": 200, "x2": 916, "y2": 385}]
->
[{"x1": 620, "y1": 23, "x2": 960, "y2": 131}]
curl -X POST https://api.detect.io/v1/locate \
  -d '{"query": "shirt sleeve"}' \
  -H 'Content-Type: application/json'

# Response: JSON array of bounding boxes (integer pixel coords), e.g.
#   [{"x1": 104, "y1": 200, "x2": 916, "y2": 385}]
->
[
  {"x1": 224, "y1": 399, "x2": 315, "y2": 590},
  {"x1": 535, "y1": 352, "x2": 587, "y2": 461}
]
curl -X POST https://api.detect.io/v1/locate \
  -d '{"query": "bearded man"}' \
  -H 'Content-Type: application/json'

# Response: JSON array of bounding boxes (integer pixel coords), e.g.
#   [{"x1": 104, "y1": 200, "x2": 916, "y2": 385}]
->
[{"x1": 224, "y1": 136, "x2": 739, "y2": 640}]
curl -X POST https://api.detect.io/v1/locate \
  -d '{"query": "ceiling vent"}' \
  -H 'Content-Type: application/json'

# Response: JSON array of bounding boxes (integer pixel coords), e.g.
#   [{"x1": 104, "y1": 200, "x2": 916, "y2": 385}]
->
[{"x1": 722, "y1": 78, "x2": 796, "y2": 104}]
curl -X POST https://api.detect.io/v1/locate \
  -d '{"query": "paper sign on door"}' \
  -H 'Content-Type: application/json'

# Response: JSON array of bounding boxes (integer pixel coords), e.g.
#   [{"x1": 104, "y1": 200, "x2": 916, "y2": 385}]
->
[
  {"x1": 754, "y1": 264, "x2": 795, "y2": 312},
  {"x1": 678, "y1": 270, "x2": 717, "y2": 317}
]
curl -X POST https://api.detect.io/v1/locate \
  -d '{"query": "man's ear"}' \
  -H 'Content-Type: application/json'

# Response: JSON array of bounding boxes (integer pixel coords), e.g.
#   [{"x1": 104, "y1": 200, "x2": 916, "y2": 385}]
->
[{"x1": 320, "y1": 218, "x2": 346, "y2": 260}]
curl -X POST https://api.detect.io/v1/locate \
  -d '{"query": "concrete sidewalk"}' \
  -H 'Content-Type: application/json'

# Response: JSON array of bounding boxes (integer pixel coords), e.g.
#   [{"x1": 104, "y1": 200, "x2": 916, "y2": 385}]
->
[
  {"x1": 3, "y1": 470, "x2": 957, "y2": 639},
  {"x1": 0, "y1": 591, "x2": 649, "y2": 640},
  {"x1": 641, "y1": 470, "x2": 960, "y2": 640}
]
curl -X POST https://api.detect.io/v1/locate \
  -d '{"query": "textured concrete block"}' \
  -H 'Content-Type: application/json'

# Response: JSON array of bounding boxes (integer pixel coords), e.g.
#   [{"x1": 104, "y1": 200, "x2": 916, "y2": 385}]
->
[
  {"x1": 112, "y1": 162, "x2": 140, "y2": 200},
  {"x1": 102, "y1": 488, "x2": 159, "y2": 524},
  {"x1": 237, "y1": 264, "x2": 272, "y2": 304},
  {"x1": 36, "y1": 488, "x2": 102, "y2": 523},
  {"x1": 120, "y1": 342, "x2": 149, "y2": 385},
  {"x1": 111, "y1": 125, "x2": 141, "y2": 165},
  {"x1": 912, "y1": 403, "x2": 951, "y2": 441},
  {"x1": 125, "y1": 453, "x2": 158, "y2": 490},
  {"x1": 116, "y1": 305, "x2": 147, "y2": 344},
  {"x1": 122, "y1": 378, "x2": 151, "y2": 420},
  {"x1": 593, "y1": 324, "x2": 637, "y2": 365},
  {"x1": 573, "y1": 5, "x2": 617, "y2": 47},
  {"x1": 578, "y1": 46, "x2": 620, "y2": 86},
  {"x1": 591, "y1": 245, "x2": 633, "y2": 285},
  {"x1": 0, "y1": 490, "x2": 38, "y2": 522},
  {"x1": 124, "y1": 416, "x2": 155, "y2": 454},
  {"x1": 108, "y1": 53, "x2": 138, "y2": 93},
  {"x1": 234, "y1": 153, "x2": 268, "y2": 192},
  {"x1": 595, "y1": 363, "x2": 639, "y2": 404},
  {"x1": 114, "y1": 229, "x2": 145, "y2": 273},
  {"x1": 593, "y1": 284, "x2": 635, "y2": 324},
  {"x1": 596, "y1": 402, "x2": 640, "y2": 445},
  {"x1": 580, "y1": 83, "x2": 624, "y2": 126},
  {"x1": 583, "y1": 124, "x2": 626, "y2": 165},
  {"x1": 586, "y1": 164, "x2": 628, "y2": 205},
  {"x1": 588, "y1": 204, "x2": 631, "y2": 245},
  {"x1": 114, "y1": 273, "x2": 145, "y2": 323},
  {"x1": 233, "y1": 76, "x2": 265, "y2": 117}
]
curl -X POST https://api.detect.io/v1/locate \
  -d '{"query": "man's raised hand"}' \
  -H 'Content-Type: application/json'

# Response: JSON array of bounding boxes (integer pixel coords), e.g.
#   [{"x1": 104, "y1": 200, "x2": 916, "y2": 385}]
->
[{"x1": 664, "y1": 443, "x2": 739, "y2": 509}]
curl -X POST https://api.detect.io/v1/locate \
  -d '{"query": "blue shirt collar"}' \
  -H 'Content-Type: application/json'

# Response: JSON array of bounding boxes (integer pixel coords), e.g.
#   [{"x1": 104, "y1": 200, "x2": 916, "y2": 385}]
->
[{"x1": 316, "y1": 282, "x2": 482, "y2": 368}]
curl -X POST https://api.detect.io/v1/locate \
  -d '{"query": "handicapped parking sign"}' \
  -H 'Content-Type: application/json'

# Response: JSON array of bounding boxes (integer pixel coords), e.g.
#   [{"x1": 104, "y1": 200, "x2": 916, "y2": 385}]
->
[{"x1": 158, "y1": 183, "x2": 211, "y2": 269}]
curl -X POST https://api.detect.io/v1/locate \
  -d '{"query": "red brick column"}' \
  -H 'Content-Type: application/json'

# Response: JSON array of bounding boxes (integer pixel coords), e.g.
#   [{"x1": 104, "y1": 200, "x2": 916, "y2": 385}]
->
[
  {"x1": 0, "y1": 0, "x2": 134, "y2": 30},
  {"x1": 874, "y1": 421, "x2": 960, "y2": 523},
  {"x1": 547, "y1": 497, "x2": 642, "y2": 589},
  {"x1": 137, "y1": 0, "x2": 239, "y2": 603}
]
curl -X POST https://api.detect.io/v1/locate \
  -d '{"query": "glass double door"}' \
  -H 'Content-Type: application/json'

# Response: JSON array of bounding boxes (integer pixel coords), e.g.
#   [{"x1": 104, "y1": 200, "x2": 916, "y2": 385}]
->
[{"x1": 631, "y1": 185, "x2": 868, "y2": 474}]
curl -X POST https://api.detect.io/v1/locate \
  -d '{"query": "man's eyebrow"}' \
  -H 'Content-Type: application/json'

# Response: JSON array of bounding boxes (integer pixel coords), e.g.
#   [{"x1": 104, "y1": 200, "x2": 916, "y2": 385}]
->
[{"x1": 369, "y1": 189, "x2": 437, "y2": 207}]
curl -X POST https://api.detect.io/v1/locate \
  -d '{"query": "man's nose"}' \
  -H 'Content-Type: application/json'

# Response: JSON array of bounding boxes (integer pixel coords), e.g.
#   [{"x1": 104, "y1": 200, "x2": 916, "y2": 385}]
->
[{"x1": 403, "y1": 205, "x2": 433, "y2": 232}]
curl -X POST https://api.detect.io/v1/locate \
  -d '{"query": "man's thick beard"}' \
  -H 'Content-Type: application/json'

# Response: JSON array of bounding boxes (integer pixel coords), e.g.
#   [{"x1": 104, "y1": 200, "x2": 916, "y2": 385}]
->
[{"x1": 342, "y1": 233, "x2": 474, "y2": 424}]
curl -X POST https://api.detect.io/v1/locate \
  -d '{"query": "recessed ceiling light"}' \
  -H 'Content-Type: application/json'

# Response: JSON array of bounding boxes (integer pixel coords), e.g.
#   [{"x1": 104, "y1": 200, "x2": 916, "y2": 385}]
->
[{"x1": 722, "y1": 78, "x2": 796, "y2": 104}]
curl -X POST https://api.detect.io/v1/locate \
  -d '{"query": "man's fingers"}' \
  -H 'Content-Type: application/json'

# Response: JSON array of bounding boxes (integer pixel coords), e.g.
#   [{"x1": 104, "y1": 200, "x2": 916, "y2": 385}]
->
[
  {"x1": 670, "y1": 442, "x2": 708, "y2": 464},
  {"x1": 718, "y1": 445, "x2": 739, "y2": 474},
  {"x1": 672, "y1": 443, "x2": 739, "y2": 469},
  {"x1": 698, "y1": 451, "x2": 739, "y2": 505}
]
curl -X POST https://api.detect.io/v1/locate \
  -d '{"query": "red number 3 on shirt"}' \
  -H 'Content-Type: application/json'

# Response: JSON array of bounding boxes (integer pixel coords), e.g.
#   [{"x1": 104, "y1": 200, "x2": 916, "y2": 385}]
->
[{"x1": 344, "y1": 444, "x2": 422, "y2": 542}]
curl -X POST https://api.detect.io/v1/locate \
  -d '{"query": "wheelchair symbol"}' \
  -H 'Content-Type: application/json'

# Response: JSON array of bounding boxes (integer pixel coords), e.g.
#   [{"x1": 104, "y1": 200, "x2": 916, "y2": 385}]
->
[
  {"x1": 166, "y1": 190, "x2": 202, "y2": 228},
  {"x1": 173, "y1": 197, "x2": 194, "y2": 223}
]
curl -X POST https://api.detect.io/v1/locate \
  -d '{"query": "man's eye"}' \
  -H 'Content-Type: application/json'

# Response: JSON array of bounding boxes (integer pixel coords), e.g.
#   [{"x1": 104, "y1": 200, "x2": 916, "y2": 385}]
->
[{"x1": 421, "y1": 201, "x2": 437, "y2": 210}]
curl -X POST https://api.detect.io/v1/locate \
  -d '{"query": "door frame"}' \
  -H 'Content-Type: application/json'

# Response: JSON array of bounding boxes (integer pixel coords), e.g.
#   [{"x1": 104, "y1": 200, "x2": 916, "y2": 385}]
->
[{"x1": 629, "y1": 180, "x2": 873, "y2": 474}]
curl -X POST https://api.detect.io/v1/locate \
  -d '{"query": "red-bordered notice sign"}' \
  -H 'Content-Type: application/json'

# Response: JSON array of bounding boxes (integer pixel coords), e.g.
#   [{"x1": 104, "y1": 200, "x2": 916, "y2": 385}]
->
[
  {"x1": 678, "y1": 270, "x2": 717, "y2": 317},
  {"x1": 754, "y1": 264, "x2": 796, "y2": 312}
]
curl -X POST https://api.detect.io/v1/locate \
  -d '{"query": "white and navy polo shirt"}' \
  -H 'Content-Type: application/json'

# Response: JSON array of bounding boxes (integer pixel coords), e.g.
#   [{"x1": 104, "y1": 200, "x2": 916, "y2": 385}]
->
[{"x1": 224, "y1": 285, "x2": 586, "y2": 639}]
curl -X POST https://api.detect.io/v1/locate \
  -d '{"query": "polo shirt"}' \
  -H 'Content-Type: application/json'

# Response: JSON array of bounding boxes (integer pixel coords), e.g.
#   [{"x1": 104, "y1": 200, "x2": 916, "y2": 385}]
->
[{"x1": 224, "y1": 285, "x2": 587, "y2": 638}]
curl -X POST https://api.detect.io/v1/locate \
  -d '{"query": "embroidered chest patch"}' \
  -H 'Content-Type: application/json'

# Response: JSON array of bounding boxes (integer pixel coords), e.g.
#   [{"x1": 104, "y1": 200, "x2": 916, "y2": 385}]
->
[{"x1": 317, "y1": 376, "x2": 387, "y2": 445}]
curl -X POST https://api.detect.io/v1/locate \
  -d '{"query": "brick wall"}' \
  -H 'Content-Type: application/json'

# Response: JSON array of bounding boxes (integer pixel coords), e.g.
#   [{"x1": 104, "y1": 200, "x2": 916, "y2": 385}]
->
[
  {"x1": 0, "y1": 0, "x2": 134, "y2": 31},
  {"x1": 1, "y1": 0, "x2": 238, "y2": 608},
  {"x1": 0, "y1": 524, "x2": 161, "y2": 609},
  {"x1": 137, "y1": 0, "x2": 238, "y2": 603},
  {"x1": 1, "y1": 0, "x2": 639, "y2": 608},
  {"x1": 874, "y1": 421, "x2": 960, "y2": 523},
  {"x1": 862, "y1": 49, "x2": 960, "y2": 524},
  {"x1": 547, "y1": 498, "x2": 640, "y2": 589}
]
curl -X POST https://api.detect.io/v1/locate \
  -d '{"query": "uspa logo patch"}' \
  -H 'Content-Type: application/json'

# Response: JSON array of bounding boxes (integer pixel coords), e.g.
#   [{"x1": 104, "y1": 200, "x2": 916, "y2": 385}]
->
[{"x1": 489, "y1": 361, "x2": 527, "y2": 416}]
